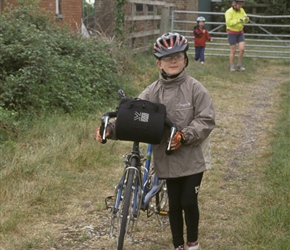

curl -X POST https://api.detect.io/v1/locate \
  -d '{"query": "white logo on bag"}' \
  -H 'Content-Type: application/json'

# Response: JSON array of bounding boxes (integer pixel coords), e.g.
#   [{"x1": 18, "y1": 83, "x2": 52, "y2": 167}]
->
[{"x1": 134, "y1": 112, "x2": 149, "y2": 122}]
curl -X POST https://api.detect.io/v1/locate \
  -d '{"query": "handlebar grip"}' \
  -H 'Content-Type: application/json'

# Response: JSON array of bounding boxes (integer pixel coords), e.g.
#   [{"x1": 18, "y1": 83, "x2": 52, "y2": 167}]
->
[{"x1": 166, "y1": 148, "x2": 172, "y2": 155}]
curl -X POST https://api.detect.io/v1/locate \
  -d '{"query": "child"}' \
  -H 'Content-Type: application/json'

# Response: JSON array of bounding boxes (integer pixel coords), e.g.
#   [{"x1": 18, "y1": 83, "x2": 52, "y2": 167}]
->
[
  {"x1": 193, "y1": 16, "x2": 212, "y2": 64},
  {"x1": 95, "y1": 32, "x2": 215, "y2": 250}
]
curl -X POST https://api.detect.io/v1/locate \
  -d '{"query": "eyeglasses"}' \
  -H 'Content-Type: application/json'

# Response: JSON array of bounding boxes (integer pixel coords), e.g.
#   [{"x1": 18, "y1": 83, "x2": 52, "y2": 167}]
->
[{"x1": 161, "y1": 55, "x2": 185, "y2": 62}]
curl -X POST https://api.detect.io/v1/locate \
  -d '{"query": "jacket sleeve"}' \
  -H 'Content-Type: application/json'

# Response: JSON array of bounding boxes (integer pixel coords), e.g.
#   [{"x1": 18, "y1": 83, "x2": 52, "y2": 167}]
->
[
  {"x1": 138, "y1": 86, "x2": 151, "y2": 101},
  {"x1": 242, "y1": 9, "x2": 250, "y2": 23},
  {"x1": 225, "y1": 9, "x2": 241, "y2": 28},
  {"x1": 194, "y1": 26, "x2": 203, "y2": 38},
  {"x1": 181, "y1": 83, "x2": 215, "y2": 145}
]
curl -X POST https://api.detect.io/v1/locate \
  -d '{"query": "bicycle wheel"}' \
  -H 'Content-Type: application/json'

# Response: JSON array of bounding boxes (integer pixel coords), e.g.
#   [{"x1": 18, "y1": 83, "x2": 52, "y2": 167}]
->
[
  {"x1": 155, "y1": 182, "x2": 169, "y2": 226},
  {"x1": 109, "y1": 175, "x2": 126, "y2": 239},
  {"x1": 117, "y1": 166, "x2": 136, "y2": 250}
]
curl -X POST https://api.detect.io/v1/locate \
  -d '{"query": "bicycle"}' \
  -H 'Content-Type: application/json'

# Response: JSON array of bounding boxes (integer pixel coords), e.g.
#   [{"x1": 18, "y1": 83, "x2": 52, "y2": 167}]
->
[{"x1": 99, "y1": 90, "x2": 176, "y2": 250}]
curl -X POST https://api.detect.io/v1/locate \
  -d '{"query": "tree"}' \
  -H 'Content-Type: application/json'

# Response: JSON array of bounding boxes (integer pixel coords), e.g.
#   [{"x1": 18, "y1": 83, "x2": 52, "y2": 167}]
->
[{"x1": 84, "y1": 1, "x2": 95, "y2": 18}]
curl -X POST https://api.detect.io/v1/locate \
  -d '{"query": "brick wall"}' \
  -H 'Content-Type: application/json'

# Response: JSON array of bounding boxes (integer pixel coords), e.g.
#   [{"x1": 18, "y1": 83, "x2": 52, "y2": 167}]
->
[
  {"x1": 1, "y1": 0, "x2": 82, "y2": 31},
  {"x1": 60, "y1": 0, "x2": 82, "y2": 30},
  {"x1": 38, "y1": 0, "x2": 83, "y2": 31}
]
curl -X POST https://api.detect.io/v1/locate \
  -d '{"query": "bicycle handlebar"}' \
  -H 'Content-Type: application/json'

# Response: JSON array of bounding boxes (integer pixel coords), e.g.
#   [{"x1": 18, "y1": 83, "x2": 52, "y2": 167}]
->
[
  {"x1": 100, "y1": 112, "x2": 177, "y2": 154},
  {"x1": 99, "y1": 89, "x2": 177, "y2": 154},
  {"x1": 100, "y1": 111, "x2": 117, "y2": 144}
]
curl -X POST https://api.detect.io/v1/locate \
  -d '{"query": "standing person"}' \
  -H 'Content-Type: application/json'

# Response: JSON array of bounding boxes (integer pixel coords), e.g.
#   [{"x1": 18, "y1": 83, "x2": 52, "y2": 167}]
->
[
  {"x1": 94, "y1": 33, "x2": 215, "y2": 250},
  {"x1": 225, "y1": 0, "x2": 249, "y2": 71},
  {"x1": 193, "y1": 16, "x2": 213, "y2": 64}
]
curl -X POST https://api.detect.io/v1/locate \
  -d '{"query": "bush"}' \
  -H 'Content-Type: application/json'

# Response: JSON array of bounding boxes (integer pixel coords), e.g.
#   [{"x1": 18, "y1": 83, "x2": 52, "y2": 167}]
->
[
  {"x1": 0, "y1": 107, "x2": 19, "y2": 143},
  {"x1": 0, "y1": 4, "x2": 122, "y2": 114}
]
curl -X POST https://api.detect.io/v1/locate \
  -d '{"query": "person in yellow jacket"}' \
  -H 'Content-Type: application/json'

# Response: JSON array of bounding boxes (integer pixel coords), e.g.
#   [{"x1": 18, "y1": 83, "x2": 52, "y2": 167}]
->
[{"x1": 225, "y1": 0, "x2": 249, "y2": 71}]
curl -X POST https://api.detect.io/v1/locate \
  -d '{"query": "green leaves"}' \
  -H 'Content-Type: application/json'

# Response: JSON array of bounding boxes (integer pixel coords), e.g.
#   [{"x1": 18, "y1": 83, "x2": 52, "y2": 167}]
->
[
  {"x1": 0, "y1": 5, "x2": 119, "y2": 114},
  {"x1": 115, "y1": 0, "x2": 127, "y2": 35}
]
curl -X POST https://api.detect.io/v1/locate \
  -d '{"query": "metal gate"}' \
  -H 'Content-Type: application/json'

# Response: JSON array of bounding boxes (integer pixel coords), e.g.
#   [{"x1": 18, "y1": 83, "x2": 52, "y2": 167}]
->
[{"x1": 171, "y1": 11, "x2": 290, "y2": 59}]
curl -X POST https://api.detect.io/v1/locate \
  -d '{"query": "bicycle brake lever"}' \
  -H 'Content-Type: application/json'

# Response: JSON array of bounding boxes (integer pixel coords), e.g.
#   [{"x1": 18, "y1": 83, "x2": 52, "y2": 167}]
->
[
  {"x1": 101, "y1": 116, "x2": 109, "y2": 144},
  {"x1": 166, "y1": 126, "x2": 176, "y2": 155}
]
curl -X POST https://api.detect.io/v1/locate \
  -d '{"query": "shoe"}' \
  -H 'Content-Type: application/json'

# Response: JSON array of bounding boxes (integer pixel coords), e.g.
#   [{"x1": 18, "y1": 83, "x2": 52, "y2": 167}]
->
[
  {"x1": 200, "y1": 61, "x2": 204, "y2": 65},
  {"x1": 237, "y1": 65, "x2": 245, "y2": 71},
  {"x1": 187, "y1": 242, "x2": 201, "y2": 250},
  {"x1": 230, "y1": 65, "x2": 236, "y2": 72},
  {"x1": 175, "y1": 246, "x2": 184, "y2": 250}
]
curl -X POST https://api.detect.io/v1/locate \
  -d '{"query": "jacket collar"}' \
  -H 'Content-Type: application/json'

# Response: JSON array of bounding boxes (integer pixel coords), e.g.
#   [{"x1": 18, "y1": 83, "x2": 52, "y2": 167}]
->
[
  {"x1": 232, "y1": 6, "x2": 241, "y2": 12},
  {"x1": 159, "y1": 69, "x2": 187, "y2": 89}
]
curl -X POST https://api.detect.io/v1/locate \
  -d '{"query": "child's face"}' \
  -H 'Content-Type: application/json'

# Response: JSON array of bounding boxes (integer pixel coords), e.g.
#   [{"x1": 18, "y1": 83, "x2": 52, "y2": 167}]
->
[
  {"x1": 157, "y1": 52, "x2": 187, "y2": 76},
  {"x1": 198, "y1": 21, "x2": 205, "y2": 27}
]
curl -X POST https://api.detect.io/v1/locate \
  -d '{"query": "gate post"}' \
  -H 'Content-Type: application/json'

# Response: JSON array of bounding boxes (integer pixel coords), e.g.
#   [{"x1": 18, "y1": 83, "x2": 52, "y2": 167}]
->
[{"x1": 160, "y1": 6, "x2": 170, "y2": 35}]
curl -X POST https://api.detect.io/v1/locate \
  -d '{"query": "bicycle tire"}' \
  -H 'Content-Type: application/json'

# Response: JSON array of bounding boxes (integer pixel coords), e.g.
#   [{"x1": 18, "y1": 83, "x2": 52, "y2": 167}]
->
[
  {"x1": 118, "y1": 164, "x2": 136, "y2": 250},
  {"x1": 109, "y1": 176, "x2": 126, "y2": 239},
  {"x1": 155, "y1": 182, "x2": 168, "y2": 214},
  {"x1": 155, "y1": 182, "x2": 169, "y2": 227}
]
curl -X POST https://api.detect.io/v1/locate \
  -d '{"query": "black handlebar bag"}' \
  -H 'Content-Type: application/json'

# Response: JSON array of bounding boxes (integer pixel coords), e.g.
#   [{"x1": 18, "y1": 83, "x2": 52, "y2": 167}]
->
[{"x1": 115, "y1": 98, "x2": 166, "y2": 144}]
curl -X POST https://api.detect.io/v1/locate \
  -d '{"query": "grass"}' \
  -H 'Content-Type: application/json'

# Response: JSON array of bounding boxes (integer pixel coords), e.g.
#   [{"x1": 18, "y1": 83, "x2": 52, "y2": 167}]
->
[
  {"x1": 239, "y1": 80, "x2": 290, "y2": 249},
  {"x1": 0, "y1": 55, "x2": 290, "y2": 249},
  {"x1": 0, "y1": 114, "x2": 129, "y2": 247}
]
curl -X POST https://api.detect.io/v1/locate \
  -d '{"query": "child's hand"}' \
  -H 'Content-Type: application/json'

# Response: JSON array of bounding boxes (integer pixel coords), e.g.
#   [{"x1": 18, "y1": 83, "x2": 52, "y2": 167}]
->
[
  {"x1": 202, "y1": 30, "x2": 205, "y2": 33},
  {"x1": 94, "y1": 127, "x2": 110, "y2": 142},
  {"x1": 210, "y1": 38, "x2": 213, "y2": 42},
  {"x1": 169, "y1": 131, "x2": 185, "y2": 151}
]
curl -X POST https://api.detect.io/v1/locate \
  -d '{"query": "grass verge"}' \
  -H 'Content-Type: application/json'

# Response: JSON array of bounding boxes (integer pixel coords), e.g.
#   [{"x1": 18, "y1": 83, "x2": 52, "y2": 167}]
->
[
  {"x1": 0, "y1": 55, "x2": 289, "y2": 249},
  {"x1": 241, "y1": 80, "x2": 290, "y2": 249}
]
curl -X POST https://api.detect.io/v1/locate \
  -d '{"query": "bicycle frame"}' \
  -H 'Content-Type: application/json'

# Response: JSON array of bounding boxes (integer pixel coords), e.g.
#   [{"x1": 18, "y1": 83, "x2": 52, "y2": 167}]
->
[
  {"x1": 112, "y1": 141, "x2": 141, "y2": 215},
  {"x1": 141, "y1": 144, "x2": 165, "y2": 211},
  {"x1": 108, "y1": 141, "x2": 167, "y2": 243},
  {"x1": 100, "y1": 92, "x2": 175, "y2": 248}
]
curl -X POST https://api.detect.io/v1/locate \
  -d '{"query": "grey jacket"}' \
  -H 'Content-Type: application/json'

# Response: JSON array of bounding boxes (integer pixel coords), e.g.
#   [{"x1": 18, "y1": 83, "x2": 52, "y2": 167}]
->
[{"x1": 138, "y1": 69, "x2": 215, "y2": 178}]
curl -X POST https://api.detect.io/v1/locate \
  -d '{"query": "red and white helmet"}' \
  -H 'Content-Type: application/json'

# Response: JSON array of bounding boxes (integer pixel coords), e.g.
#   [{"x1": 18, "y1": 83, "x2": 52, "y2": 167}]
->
[{"x1": 153, "y1": 32, "x2": 189, "y2": 59}]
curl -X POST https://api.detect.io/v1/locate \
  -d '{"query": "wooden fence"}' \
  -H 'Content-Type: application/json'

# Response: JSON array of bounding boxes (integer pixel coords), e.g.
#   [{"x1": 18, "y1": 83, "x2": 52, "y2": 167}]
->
[{"x1": 125, "y1": 0, "x2": 175, "y2": 52}]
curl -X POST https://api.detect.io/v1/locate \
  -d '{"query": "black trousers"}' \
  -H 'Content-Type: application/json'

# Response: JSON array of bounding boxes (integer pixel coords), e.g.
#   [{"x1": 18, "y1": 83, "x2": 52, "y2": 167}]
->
[{"x1": 166, "y1": 172, "x2": 203, "y2": 248}]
